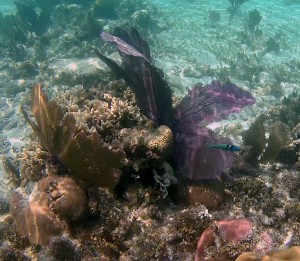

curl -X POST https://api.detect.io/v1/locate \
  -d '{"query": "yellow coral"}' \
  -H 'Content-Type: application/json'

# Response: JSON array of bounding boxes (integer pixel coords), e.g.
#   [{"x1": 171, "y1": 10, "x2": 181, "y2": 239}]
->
[
  {"x1": 235, "y1": 247, "x2": 300, "y2": 261},
  {"x1": 235, "y1": 252, "x2": 259, "y2": 261},
  {"x1": 146, "y1": 125, "x2": 173, "y2": 155}
]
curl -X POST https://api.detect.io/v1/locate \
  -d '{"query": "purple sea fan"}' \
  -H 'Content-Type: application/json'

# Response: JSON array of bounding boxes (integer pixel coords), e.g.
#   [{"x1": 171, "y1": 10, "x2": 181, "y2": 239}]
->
[
  {"x1": 174, "y1": 81, "x2": 255, "y2": 180},
  {"x1": 96, "y1": 28, "x2": 174, "y2": 126},
  {"x1": 173, "y1": 81, "x2": 256, "y2": 131},
  {"x1": 100, "y1": 31, "x2": 149, "y2": 62},
  {"x1": 95, "y1": 28, "x2": 256, "y2": 180},
  {"x1": 174, "y1": 125, "x2": 235, "y2": 180}
]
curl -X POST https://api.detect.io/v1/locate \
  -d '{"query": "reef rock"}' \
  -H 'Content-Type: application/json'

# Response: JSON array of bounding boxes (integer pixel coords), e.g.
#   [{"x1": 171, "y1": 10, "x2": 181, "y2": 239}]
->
[
  {"x1": 195, "y1": 218, "x2": 272, "y2": 261},
  {"x1": 10, "y1": 176, "x2": 87, "y2": 245},
  {"x1": 176, "y1": 180, "x2": 225, "y2": 210}
]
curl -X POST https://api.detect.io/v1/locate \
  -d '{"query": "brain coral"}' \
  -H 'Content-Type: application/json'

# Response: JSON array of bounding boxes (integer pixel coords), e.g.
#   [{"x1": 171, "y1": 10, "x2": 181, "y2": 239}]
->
[
  {"x1": 10, "y1": 176, "x2": 87, "y2": 245},
  {"x1": 145, "y1": 125, "x2": 173, "y2": 155}
]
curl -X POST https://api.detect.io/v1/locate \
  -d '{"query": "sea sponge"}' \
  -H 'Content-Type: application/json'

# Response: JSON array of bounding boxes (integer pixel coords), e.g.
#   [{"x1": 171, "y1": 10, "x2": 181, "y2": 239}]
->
[
  {"x1": 195, "y1": 218, "x2": 272, "y2": 260},
  {"x1": 48, "y1": 236, "x2": 81, "y2": 261},
  {"x1": 10, "y1": 176, "x2": 87, "y2": 245},
  {"x1": 183, "y1": 181, "x2": 225, "y2": 210}
]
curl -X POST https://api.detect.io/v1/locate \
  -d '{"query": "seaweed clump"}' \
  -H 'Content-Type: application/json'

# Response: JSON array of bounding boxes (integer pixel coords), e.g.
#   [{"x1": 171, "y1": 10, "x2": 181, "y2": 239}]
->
[
  {"x1": 48, "y1": 236, "x2": 81, "y2": 261},
  {"x1": 239, "y1": 94, "x2": 300, "y2": 169},
  {"x1": 227, "y1": 0, "x2": 249, "y2": 18},
  {"x1": 247, "y1": 9, "x2": 262, "y2": 32}
]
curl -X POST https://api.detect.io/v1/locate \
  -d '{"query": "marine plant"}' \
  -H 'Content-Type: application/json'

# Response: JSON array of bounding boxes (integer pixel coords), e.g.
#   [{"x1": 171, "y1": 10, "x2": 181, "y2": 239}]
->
[
  {"x1": 239, "y1": 94, "x2": 300, "y2": 168},
  {"x1": 0, "y1": 11, "x2": 27, "y2": 44},
  {"x1": 228, "y1": 0, "x2": 249, "y2": 15},
  {"x1": 247, "y1": 9, "x2": 262, "y2": 32},
  {"x1": 266, "y1": 37, "x2": 280, "y2": 53},
  {"x1": 14, "y1": 0, "x2": 51, "y2": 34},
  {"x1": 0, "y1": 1, "x2": 51, "y2": 46},
  {"x1": 95, "y1": 28, "x2": 256, "y2": 181},
  {"x1": 21, "y1": 83, "x2": 125, "y2": 189}
]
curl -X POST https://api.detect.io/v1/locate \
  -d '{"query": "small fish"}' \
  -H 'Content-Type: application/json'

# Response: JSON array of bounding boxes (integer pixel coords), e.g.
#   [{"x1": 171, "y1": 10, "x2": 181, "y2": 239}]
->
[{"x1": 208, "y1": 144, "x2": 241, "y2": 152}]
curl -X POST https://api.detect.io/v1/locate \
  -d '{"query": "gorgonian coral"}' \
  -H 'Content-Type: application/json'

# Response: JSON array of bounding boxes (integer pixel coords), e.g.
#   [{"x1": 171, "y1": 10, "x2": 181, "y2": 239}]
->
[
  {"x1": 21, "y1": 83, "x2": 126, "y2": 189},
  {"x1": 95, "y1": 28, "x2": 256, "y2": 180},
  {"x1": 20, "y1": 80, "x2": 174, "y2": 190}
]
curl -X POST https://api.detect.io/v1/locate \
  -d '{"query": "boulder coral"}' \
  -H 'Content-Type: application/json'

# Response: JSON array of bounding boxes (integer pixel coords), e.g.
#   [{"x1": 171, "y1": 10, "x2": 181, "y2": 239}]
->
[{"x1": 10, "y1": 176, "x2": 87, "y2": 245}]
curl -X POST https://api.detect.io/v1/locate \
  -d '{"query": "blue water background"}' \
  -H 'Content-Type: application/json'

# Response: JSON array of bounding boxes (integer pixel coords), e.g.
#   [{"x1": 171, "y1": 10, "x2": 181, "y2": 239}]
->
[{"x1": 1, "y1": 0, "x2": 16, "y2": 14}]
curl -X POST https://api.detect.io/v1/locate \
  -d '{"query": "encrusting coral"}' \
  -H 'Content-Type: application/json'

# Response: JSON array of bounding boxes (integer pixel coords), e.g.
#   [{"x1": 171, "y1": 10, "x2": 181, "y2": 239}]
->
[
  {"x1": 18, "y1": 141, "x2": 49, "y2": 181},
  {"x1": 19, "y1": 79, "x2": 176, "y2": 195}
]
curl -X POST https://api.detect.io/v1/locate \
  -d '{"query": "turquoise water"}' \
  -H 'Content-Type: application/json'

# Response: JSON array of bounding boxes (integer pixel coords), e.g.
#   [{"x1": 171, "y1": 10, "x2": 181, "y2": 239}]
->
[
  {"x1": 1, "y1": 0, "x2": 300, "y2": 260},
  {"x1": 0, "y1": 0, "x2": 15, "y2": 14}
]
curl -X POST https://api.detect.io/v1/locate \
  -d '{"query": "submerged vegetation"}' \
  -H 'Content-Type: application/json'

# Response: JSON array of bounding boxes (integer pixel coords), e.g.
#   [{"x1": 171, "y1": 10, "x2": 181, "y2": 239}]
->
[
  {"x1": 228, "y1": 0, "x2": 249, "y2": 19},
  {"x1": 0, "y1": 0, "x2": 300, "y2": 260}
]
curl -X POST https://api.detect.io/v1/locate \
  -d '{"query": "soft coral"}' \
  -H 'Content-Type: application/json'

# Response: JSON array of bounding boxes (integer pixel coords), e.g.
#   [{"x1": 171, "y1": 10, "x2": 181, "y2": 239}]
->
[{"x1": 95, "y1": 28, "x2": 255, "y2": 180}]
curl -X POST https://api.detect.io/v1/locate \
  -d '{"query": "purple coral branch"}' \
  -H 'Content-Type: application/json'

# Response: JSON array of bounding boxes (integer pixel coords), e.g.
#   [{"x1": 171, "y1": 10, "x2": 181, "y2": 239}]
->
[
  {"x1": 97, "y1": 28, "x2": 174, "y2": 126},
  {"x1": 101, "y1": 31, "x2": 150, "y2": 63},
  {"x1": 175, "y1": 81, "x2": 255, "y2": 131},
  {"x1": 173, "y1": 81, "x2": 255, "y2": 180},
  {"x1": 97, "y1": 28, "x2": 256, "y2": 181}
]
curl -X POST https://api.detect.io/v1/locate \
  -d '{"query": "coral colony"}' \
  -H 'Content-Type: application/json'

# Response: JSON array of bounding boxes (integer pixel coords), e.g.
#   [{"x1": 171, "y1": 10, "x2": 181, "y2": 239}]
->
[
  {"x1": 7, "y1": 28, "x2": 260, "y2": 260},
  {"x1": 95, "y1": 28, "x2": 255, "y2": 180}
]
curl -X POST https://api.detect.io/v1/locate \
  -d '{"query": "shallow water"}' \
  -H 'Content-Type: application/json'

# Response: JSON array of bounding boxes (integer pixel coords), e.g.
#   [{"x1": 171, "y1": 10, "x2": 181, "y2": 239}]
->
[{"x1": 1, "y1": 0, "x2": 300, "y2": 260}]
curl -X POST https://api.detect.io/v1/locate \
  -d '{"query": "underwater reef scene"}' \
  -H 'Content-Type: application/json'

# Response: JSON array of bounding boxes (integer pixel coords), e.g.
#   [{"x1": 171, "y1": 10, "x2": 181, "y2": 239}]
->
[{"x1": 1, "y1": 0, "x2": 300, "y2": 260}]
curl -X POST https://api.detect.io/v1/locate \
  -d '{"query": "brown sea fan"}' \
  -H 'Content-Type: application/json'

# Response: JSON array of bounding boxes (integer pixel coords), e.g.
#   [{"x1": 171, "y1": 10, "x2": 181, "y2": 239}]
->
[{"x1": 21, "y1": 83, "x2": 125, "y2": 189}]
